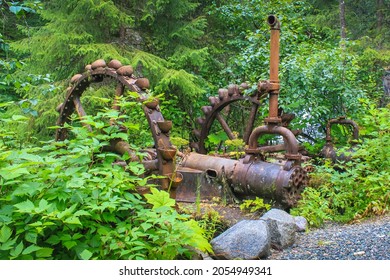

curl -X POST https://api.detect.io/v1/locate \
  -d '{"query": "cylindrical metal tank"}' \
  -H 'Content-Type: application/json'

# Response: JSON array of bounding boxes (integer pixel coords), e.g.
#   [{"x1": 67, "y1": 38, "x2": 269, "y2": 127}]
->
[{"x1": 180, "y1": 153, "x2": 307, "y2": 207}]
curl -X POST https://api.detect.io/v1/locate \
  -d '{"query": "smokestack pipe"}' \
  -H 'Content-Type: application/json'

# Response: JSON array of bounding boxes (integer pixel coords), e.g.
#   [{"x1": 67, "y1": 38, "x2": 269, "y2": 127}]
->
[
  {"x1": 267, "y1": 15, "x2": 280, "y2": 86},
  {"x1": 258, "y1": 15, "x2": 281, "y2": 123},
  {"x1": 267, "y1": 15, "x2": 280, "y2": 121}
]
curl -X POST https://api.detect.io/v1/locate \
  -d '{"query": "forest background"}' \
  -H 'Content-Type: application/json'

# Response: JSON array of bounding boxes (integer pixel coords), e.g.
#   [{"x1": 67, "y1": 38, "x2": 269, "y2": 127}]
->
[{"x1": 0, "y1": 0, "x2": 389, "y2": 260}]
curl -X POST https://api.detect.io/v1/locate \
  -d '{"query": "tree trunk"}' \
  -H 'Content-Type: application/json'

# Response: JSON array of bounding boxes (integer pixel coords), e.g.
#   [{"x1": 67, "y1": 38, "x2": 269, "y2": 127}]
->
[
  {"x1": 377, "y1": 0, "x2": 384, "y2": 30},
  {"x1": 339, "y1": 0, "x2": 346, "y2": 39}
]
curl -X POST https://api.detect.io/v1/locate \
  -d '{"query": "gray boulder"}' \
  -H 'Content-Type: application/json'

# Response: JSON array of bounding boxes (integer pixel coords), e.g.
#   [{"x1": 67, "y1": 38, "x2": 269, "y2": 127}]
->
[
  {"x1": 210, "y1": 219, "x2": 270, "y2": 260},
  {"x1": 294, "y1": 216, "x2": 308, "y2": 232},
  {"x1": 260, "y1": 208, "x2": 296, "y2": 249}
]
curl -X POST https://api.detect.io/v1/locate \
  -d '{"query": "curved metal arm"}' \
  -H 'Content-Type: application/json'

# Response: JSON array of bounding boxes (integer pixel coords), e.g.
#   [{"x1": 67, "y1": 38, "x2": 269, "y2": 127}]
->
[
  {"x1": 246, "y1": 125, "x2": 301, "y2": 165},
  {"x1": 325, "y1": 117, "x2": 359, "y2": 143}
]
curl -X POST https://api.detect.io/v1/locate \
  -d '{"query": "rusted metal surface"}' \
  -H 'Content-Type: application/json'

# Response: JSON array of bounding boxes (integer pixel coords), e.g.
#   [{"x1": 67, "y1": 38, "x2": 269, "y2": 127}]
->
[
  {"x1": 55, "y1": 15, "x2": 308, "y2": 208},
  {"x1": 179, "y1": 153, "x2": 307, "y2": 208},
  {"x1": 262, "y1": 15, "x2": 282, "y2": 124},
  {"x1": 175, "y1": 167, "x2": 236, "y2": 203},
  {"x1": 55, "y1": 59, "x2": 176, "y2": 191},
  {"x1": 321, "y1": 117, "x2": 360, "y2": 162},
  {"x1": 246, "y1": 125, "x2": 302, "y2": 163},
  {"x1": 192, "y1": 15, "x2": 292, "y2": 155},
  {"x1": 191, "y1": 85, "x2": 263, "y2": 154}
]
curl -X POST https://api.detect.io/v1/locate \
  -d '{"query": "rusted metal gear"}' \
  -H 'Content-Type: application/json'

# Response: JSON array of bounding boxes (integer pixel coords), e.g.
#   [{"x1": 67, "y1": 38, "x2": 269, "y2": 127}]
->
[
  {"x1": 55, "y1": 58, "x2": 175, "y2": 189},
  {"x1": 191, "y1": 83, "x2": 268, "y2": 154},
  {"x1": 191, "y1": 83, "x2": 299, "y2": 155}
]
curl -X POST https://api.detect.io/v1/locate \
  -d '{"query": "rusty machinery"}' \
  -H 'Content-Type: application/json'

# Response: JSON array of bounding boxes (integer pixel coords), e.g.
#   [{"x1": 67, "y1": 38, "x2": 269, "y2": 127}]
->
[
  {"x1": 320, "y1": 117, "x2": 360, "y2": 162},
  {"x1": 55, "y1": 15, "x2": 308, "y2": 208}
]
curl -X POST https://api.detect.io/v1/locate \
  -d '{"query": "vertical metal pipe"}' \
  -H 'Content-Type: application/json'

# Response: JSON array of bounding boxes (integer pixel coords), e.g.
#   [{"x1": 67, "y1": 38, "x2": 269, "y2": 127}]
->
[
  {"x1": 268, "y1": 15, "x2": 280, "y2": 85},
  {"x1": 267, "y1": 15, "x2": 281, "y2": 119}
]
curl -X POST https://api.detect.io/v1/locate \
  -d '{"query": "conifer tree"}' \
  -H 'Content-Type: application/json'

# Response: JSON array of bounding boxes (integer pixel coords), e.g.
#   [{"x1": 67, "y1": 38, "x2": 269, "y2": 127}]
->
[{"x1": 10, "y1": 0, "x2": 209, "y2": 138}]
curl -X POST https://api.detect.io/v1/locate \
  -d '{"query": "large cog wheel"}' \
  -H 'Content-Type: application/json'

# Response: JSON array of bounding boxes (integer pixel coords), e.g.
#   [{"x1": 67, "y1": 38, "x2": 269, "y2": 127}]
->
[{"x1": 55, "y1": 59, "x2": 176, "y2": 189}]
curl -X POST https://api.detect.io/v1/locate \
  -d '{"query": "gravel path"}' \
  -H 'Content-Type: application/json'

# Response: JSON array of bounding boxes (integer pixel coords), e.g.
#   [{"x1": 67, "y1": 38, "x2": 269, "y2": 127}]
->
[{"x1": 269, "y1": 214, "x2": 390, "y2": 260}]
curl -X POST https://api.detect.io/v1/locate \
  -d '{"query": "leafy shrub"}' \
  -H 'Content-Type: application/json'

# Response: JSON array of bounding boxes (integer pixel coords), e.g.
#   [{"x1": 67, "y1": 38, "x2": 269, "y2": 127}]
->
[
  {"x1": 193, "y1": 209, "x2": 227, "y2": 241},
  {"x1": 240, "y1": 197, "x2": 271, "y2": 214},
  {"x1": 0, "y1": 109, "x2": 211, "y2": 260},
  {"x1": 291, "y1": 103, "x2": 390, "y2": 226}
]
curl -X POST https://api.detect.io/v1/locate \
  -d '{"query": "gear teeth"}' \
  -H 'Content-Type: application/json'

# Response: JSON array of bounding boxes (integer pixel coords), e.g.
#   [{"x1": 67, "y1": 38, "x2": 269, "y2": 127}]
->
[
  {"x1": 281, "y1": 113, "x2": 295, "y2": 122},
  {"x1": 70, "y1": 74, "x2": 82, "y2": 84},
  {"x1": 108, "y1": 59, "x2": 122, "y2": 69},
  {"x1": 190, "y1": 142, "x2": 200, "y2": 151},
  {"x1": 209, "y1": 96, "x2": 219, "y2": 107},
  {"x1": 193, "y1": 129, "x2": 201, "y2": 139},
  {"x1": 228, "y1": 84, "x2": 240, "y2": 96},
  {"x1": 240, "y1": 82, "x2": 249, "y2": 90},
  {"x1": 145, "y1": 98, "x2": 159, "y2": 109},
  {"x1": 117, "y1": 65, "x2": 134, "y2": 76},
  {"x1": 218, "y1": 88, "x2": 228, "y2": 100},
  {"x1": 91, "y1": 59, "x2": 106, "y2": 70},
  {"x1": 196, "y1": 117, "x2": 206, "y2": 125},
  {"x1": 135, "y1": 78, "x2": 150, "y2": 89},
  {"x1": 201, "y1": 106, "x2": 213, "y2": 115}
]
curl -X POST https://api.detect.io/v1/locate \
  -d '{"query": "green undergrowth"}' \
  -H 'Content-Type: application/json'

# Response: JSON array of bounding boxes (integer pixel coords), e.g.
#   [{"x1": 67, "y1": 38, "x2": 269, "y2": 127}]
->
[
  {"x1": 291, "y1": 104, "x2": 390, "y2": 227},
  {"x1": 0, "y1": 107, "x2": 211, "y2": 260}
]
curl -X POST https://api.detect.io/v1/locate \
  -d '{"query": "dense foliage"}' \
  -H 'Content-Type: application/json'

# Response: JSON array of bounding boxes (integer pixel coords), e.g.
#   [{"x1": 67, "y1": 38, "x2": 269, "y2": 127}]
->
[
  {"x1": 1, "y1": 0, "x2": 389, "y2": 259},
  {"x1": 291, "y1": 103, "x2": 390, "y2": 226},
  {"x1": 0, "y1": 106, "x2": 211, "y2": 259}
]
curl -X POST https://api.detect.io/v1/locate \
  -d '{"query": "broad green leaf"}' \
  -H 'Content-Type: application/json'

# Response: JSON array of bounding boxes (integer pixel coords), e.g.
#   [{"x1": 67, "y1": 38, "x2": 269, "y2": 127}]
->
[
  {"x1": 10, "y1": 241, "x2": 24, "y2": 258},
  {"x1": 79, "y1": 249, "x2": 93, "y2": 260},
  {"x1": 11, "y1": 182, "x2": 43, "y2": 197},
  {"x1": 57, "y1": 204, "x2": 77, "y2": 219},
  {"x1": 65, "y1": 166, "x2": 85, "y2": 176},
  {"x1": 0, "y1": 205, "x2": 13, "y2": 219},
  {"x1": 22, "y1": 244, "x2": 42, "y2": 255},
  {"x1": 36, "y1": 247, "x2": 53, "y2": 258},
  {"x1": 11, "y1": 114, "x2": 28, "y2": 121},
  {"x1": 140, "y1": 223, "x2": 153, "y2": 231},
  {"x1": 0, "y1": 167, "x2": 29, "y2": 180},
  {"x1": 64, "y1": 216, "x2": 81, "y2": 225},
  {"x1": 46, "y1": 235, "x2": 60, "y2": 245},
  {"x1": 25, "y1": 231, "x2": 37, "y2": 244},
  {"x1": 63, "y1": 240, "x2": 77, "y2": 250},
  {"x1": 14, "y1": 200, "x2": 35, "y2": 213},
  {"x1": 9, "y1": 5, "x2": 22, "y2": 15},
  {"x1": 72, "y1": 233, "x2": 84, "y2": 240},
  {"x1": 37, "y1": 199, "x2": 50, "y2": 213},
  {"x1": 0, "y1": 236, "x2": 17, "y2": 251},
  {"x1": 29, "y1": 221, "x2": 42, "y2": 227},
  {"x1": 74, "y1": 210, "x2": 91, "y2": 217},
  {"x1": 19, "y1": 153, "x2": 43, "y2": 163},
  {"x1": 144, "y1": 188, "x2": 175, "y2": 209},
  {"x1": 0, "y1": 225, "x2": 12, "y2": 243}
]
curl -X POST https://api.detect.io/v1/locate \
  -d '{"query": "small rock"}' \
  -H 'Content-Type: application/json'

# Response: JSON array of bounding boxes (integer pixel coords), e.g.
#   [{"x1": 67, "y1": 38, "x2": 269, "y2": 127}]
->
[
  {"x1": 261, "y1": 208, "x2": 296, "y2": 249},
  {"x1": 210, "y1": 220, "x2": 270, "y2": 260},
  {"x1": 353, "y1": 251, "x2": 365, "y2": 256},
  {"x1": 294, "y1": 216, "x2": 308, "y2": 232}
]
